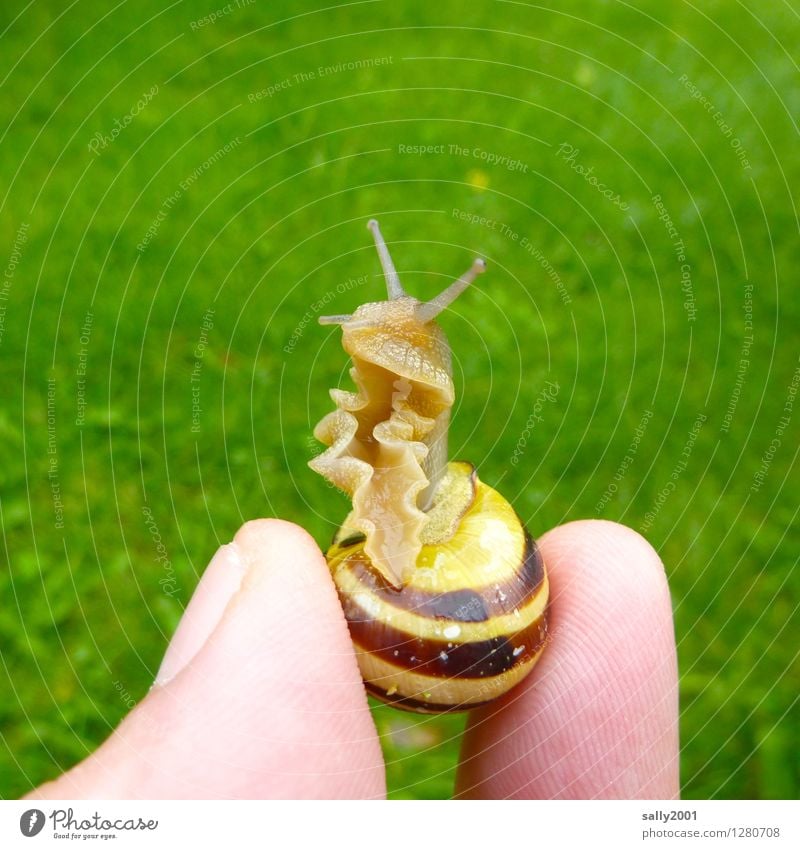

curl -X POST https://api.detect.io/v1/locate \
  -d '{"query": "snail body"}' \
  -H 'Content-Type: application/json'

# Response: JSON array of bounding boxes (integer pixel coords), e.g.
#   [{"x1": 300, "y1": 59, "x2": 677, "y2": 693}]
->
[{"x1": 310, "y1": 220, "x2": 549, "y2": 713}]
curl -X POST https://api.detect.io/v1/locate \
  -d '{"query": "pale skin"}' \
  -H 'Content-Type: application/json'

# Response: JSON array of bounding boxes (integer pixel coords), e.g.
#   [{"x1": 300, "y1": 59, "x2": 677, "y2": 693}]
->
[{"x1": 28, "y1": 517, "x2": 679, "y2": 799}]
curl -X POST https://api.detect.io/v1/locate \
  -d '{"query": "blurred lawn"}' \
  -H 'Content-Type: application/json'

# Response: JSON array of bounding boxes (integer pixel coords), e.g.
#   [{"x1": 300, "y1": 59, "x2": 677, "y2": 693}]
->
[{"x1": 1, "y1": 0, "x2": 798, "y2": 799}]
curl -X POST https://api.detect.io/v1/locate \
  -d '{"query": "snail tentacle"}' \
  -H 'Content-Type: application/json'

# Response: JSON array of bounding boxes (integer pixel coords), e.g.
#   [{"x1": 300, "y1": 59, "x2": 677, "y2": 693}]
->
[
  {"x1": 318, "y1": 313, "x2": 354, "y2": 325},
  {"x1": 367, "y1": 218, "x2": 406, "y2": 300},
  {"x1": 416, "y1": 257, "x2": 486, "y2": 323}
]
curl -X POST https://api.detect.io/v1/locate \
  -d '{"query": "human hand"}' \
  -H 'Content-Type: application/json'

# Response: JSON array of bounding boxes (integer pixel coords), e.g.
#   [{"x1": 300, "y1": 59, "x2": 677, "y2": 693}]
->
[{"x1": 27, "y1": 518, "x2": 678, "y2": 799}]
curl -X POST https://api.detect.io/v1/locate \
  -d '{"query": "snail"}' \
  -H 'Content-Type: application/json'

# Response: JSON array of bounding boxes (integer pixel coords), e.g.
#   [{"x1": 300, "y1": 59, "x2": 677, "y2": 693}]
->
[{"x1": 309, "y1": 219, "x2": 549, "y2": 713}]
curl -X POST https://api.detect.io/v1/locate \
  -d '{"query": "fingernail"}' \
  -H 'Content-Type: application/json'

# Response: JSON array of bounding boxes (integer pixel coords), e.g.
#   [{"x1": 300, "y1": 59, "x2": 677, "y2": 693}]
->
[{"x1": 154, "y1": 542, "x2": 247, "y2": 686}]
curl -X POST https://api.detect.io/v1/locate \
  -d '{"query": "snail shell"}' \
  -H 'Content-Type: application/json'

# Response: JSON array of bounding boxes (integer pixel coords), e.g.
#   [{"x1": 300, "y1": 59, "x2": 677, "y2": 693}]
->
[{"x1": 309, "y1": 220, "x2": 549, "y2": 713}]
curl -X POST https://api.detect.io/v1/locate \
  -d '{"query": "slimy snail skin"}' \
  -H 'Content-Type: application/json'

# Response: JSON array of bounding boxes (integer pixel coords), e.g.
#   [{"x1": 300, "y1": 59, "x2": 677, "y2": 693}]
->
[{"x1": 310, "y1": 220, "x2": 549, "y2": 713}]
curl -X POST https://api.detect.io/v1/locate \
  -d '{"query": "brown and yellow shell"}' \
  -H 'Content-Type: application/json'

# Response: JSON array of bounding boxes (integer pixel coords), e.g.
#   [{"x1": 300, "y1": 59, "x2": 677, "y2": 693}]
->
[{"x1": 309, "y1": 220, "x2": 549, "y2": 713}]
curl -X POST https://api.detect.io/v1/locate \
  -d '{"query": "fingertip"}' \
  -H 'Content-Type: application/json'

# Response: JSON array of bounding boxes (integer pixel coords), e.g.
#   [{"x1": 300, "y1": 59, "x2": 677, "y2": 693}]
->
[
  {"x1": 153, "y1": 521, "x2": 330, "y2": 689},
  {"x1": 543, "y1": 518, "x2": 667, "y2": 574},
  {"x1": 43, "y1": 517, "x2": 385, "y2": 799},
  {"x1": 543, "y1": 517, "x2": 659, "y2": 554},
  {"x1": 541, "y1": 519, "x2": 671, "y2": 614},
  {"x1": 233, "y1": 517, "x2": 324, "y2": 561},
  {"x1": 458, "y1": 519, "x2": 679, "y2": 799}
]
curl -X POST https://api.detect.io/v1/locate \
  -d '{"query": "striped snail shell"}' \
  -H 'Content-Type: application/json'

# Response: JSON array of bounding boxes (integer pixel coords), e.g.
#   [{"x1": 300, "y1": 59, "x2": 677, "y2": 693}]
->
[{"x1": 309, "y1": 220, "x2": 549, "y2": 713}]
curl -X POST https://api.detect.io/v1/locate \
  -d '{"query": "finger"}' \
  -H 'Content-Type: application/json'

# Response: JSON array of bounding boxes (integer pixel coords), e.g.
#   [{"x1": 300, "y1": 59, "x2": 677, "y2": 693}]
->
[
  {"x1": 456, "y1": 519, "x2": 679, "y2": 799},
  {"x1": 29, "y1": 519, "x2": 386, "y2": 799}
]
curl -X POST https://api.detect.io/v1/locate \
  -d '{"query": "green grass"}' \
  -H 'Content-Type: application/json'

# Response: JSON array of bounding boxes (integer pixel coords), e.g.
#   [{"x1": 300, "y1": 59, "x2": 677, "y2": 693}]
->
[{"x1": 1, "y1": 0, "x2": 798, "y2": 799}]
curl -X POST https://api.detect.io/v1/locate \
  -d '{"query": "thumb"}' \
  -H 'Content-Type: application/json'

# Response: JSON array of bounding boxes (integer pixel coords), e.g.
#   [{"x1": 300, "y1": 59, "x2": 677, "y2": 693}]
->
[{"x1": 28, "y1": 519, "x2": 386, "y2": 799}]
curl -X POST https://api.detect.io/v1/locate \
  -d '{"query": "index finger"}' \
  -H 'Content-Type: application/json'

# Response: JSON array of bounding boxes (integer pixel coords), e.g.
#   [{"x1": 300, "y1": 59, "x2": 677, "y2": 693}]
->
[{"x1": 455, "y1": 519, "x2": 679, "y2": 799}]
